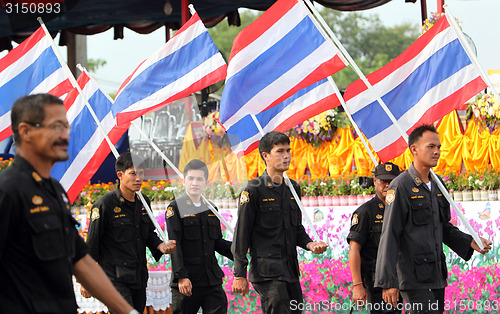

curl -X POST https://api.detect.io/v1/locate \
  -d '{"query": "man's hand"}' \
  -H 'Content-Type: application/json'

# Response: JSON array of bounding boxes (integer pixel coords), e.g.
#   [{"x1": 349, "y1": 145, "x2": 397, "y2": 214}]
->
[
  {"x1": 471, "y1": 237, "x2": 492, "y2": 254},
  {"x1": 158, "y1": 240, "x2": 176, "y2": 254},
  {"x1": 232, "y1": 277, "x2": 249, "y2": 296},
  {"x1": 352, "y1": 284, "x2": 367, "y2": 307},
  {"x1": 306, "y1": 241, "x2": 328, "y2": 254},
  {"x1": 382, "y1": 288, "x2": 399, "y2": 308},
  {"x1": 178, "y1": 278, "x2": 192, "y2": 296},
  {"x1": 80, "y1": 286, "x2": 92, "y2": 299}
]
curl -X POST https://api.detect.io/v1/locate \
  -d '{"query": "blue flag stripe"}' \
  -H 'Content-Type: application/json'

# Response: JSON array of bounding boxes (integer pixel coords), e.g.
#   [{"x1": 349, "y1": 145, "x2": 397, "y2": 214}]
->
[
  {"x1": 221, "y1": 16, "x2": 327, "y2": 121},
  {"x1": 0, "y1": 47, "x2": 60, "y2": 115},
  {"x1": 351, "y1": 39, "x2": 471, "y2": 138},
  {"x1": 112, "y1": 31, "x2": 220, "y2": 115}
]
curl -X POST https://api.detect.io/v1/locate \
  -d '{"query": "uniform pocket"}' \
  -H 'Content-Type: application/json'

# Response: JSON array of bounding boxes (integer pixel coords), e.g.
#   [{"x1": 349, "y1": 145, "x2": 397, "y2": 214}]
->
[
  {"x1": 183, "y1": 218, "x2": 201, "y2": 240},
  {"x1": 256, "y1": 254, "x2": 284, "y2": 278},
  {"x1": 438, "y1": 196, "x2": 451, "y2": 222},
  {"x1": 112, "y1": 218, "x2": 132, "y2": 242},
  {"x1": 115, "y1": 259, "x2": 137, "y2": 283},
  {"x1": 414, "y1": 253, "x2": 436, "y2": 283},
  {"x1": 259, "y1": 204, "x2": 281, "y2": 228},
  {"x1": 28, "y1": 214, "x2": 65, "y2": 261},
  {"x1": 185, "y1": 257, "x2": 202, "y2": 281},
  {"x1": 410, "y1": 200, "x2": 432, "y2": 225},
  {"x1": 208, "y1": 216, "x2": 221, "y2": 239}
]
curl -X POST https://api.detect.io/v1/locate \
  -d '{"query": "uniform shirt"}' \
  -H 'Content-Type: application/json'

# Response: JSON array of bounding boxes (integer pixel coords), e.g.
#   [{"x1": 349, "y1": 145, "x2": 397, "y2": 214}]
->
[
  {"x1": 232, "y1": 171, "x2": 313, "y2": 283},
  {"x1": 347, "y1": 195, "x2": 385, "y2": 281},
  {"x1": 86, "y1": 189, "x2": 163, "y2": 289},
  {"x1": 166, "y1": 194, "x2": 232, "y2": 287},
  {"x1": 0, "y1": 156, "x2": 88, "y2": 313},
  {"x1": 375, "y1": 164, "x2": 473, "y2": 290}
]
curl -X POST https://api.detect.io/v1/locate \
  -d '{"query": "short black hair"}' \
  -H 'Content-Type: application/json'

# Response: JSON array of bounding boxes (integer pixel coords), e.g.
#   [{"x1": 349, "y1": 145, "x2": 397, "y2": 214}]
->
[
  {"x1": 258, "y1": 131, "x2": 290, "y2": 162},
  {"x1": 115, "y1": 151, "x2": 143, "y2": 173},
  {"x1": 11, "y1": 94, "x2": 64, "y2": 143},
  {"x1": 408, "y1": 124, "x2": 437, "y2": 148},
  {"x1": 184, "y1": 159, "x2": 209, "y2": 180}
]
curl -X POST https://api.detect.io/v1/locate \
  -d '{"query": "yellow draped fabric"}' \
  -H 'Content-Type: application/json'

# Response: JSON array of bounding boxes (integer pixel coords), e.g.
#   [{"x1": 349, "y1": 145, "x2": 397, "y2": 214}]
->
[
  {"x1": 462, "y1": 120, "x2": 491, "y2": 172},
  {"x1": 435, "y1": 111, "x2": 464, "y2": 173},
  {"x1": 329, "y1": 127, "x2": 355, "y2": 177}
]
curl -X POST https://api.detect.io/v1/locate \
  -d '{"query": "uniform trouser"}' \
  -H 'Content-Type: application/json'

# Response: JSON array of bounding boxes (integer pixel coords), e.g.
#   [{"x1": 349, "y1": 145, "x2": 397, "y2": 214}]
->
[
  {"x1": 252, "y1": 280, "x2": 303, "y2": 314},
  {"x1": 400, "y1": 288, "x2": 445, "y2": 314},
  {"x1": 364, "y1": 280, "x2": 402, "y2": 314},
  {"x1": 171, "y1": 285, "x2": 227, "y2": 314},
  {"x1": 363, "y1": 274, "x2": 403, "y2": 314},
  {"x1": 110, "y1": 281, "x2": 146, "y2": 313}
]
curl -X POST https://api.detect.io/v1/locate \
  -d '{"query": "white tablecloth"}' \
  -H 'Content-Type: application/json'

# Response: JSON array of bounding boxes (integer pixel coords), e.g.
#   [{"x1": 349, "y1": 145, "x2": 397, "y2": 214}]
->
[{"x1": 74, "y1": 271, "x2": 172, "y2": 313}]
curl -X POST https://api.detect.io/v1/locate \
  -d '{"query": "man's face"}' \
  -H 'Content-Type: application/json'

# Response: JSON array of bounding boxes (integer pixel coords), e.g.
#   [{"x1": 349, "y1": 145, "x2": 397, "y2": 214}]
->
[
  {"x1": 410, "y1": 130, "x2": 441, "y2": 168},
  {"x1": 263, "y1": 142, "x2": 291, "y2": 172},
  {"x1": 118, "y1": 167, "x2": 144, "y2": 193},
  {"x1": 184, "y1": 169, "x2": 207, "y2": 199},
  {"x1": 374, "y1": 177, "x2": 392, "y2": 202},
  {"x1": 26, "y1": 104, "x2": 70, "y2": 163}
]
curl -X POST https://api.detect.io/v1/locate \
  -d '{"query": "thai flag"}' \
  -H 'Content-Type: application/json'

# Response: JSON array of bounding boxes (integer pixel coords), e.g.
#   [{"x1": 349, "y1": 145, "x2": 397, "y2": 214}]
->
[
  {"x1": 0, "y1": 27, "x2": 73, "y2": 141},
  {"x1": 51, "y1": 70, "x2": 129, "y2": 202},
  {"x1": 226, "y1": 78, "x2": 341, "y2": 155},
  {"x1": 219, "y1": 0, "x2": 347, "y2": 130},
  {"x1": 112, "y1": 13, "x2": 227, "y2": 126},
  {"x1": 344, "y1": 15, "x2": 487, "y2": 162}
]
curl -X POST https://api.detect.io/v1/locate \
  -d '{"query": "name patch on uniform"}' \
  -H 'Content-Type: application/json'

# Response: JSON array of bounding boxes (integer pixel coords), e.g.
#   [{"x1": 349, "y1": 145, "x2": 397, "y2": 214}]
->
[
  {"x1": 166, "y1": 206, "x2": 174, "y2": 219},
  {"x1": 114, "y1": 206, "x2": 122, "y2": 213},
  {"x1": 351, "y1": 214, "x2": 359, "y2": 226},
  {"x1": 262, "y1": 198, "x2": 275, "y2": 202},
  {"x1": 208, "y1": 214, "x2": 216, "y2": 217},
  {"x1": 114, "y1": 214, "x2": 126, "y2": 218},
  {"x1": 240, "y1": 191, "x2": 250, "y2": 205},
  {"x1": 32, "y1": 195, "x2": 43, "y2": 205},
  {"x1": 91, "y1": 208, "x2": 100, "y2": 221},
  {"x1": 386, "y1": 190, "x2": 395, "y2": 204},
  {"x1": 30, "y1": 206, "x2": 49, "y2": 214},
  {"x1": 412, "y1": 187, "x2": 419, "y2": 193}
]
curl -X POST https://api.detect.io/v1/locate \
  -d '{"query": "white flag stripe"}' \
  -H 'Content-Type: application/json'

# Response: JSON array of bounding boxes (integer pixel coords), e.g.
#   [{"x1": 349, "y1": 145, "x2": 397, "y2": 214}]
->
[
  {"x1": 346, "y1": 27, "x2": 456, "y2": 114},
  {"x1": 368, "y1": 63, "x2": 480, "y2": 151},
  {"x1": 120, "y1": 54, "x2": 226, "y2": 115},
  {"x1": 226, "y1": 3, "x2": 306, "y2": 80},
  {"x1": 224, "y1": 41, "x2": 337, "y2": 127}
]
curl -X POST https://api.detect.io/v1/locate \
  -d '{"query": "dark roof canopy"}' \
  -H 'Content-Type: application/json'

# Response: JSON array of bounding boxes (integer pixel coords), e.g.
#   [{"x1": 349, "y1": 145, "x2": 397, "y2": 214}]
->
[{"x1": 0, "y1": 0, "x2": 412, "y2": 51}]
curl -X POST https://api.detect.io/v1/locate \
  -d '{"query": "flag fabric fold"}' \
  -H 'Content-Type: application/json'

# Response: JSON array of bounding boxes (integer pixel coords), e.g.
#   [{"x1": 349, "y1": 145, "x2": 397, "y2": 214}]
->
[
  {"x1": 0, "y1": 27, "x2": 73, "y2": 141},
  {"x1": 226, "y1": 78, "x2": 341, "y2": 155},
  {"x1": 219, "y1": 0, "x2": 347, "y2": 130},
  {"x1": 51, "y1": 70, "x2": 129, "y2": 202},
  {"x1": 343, "y1": 15, "x2": 487, "y2": 162},
  {"x1": 112, "y1": 13, "x2": 227, "y2": 126}
]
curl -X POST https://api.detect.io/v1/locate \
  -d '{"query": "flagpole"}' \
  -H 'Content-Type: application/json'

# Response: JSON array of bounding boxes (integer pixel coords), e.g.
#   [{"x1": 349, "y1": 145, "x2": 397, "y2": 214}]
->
[
  {"x1": 129, "y1": 122, "x2": 234, "y2": 234},
  {"x1": 293, "y1": 7, "x2": 484, "y2": 249},
  {"x1": 326, "y1": 76, "x2": 379, "y2": 166},
  {"x1": 36, "y1": 20, "x2": 169, "y2": 243},
  {"x1": 444, "y1": 6, "x2": 500, "y2": 100},
  {"x1": 250, "y1": 114, "x2": 322, "y2": 242},
  {"x1": 299, "y1": 0, "x2": 408, "y2": 143}
]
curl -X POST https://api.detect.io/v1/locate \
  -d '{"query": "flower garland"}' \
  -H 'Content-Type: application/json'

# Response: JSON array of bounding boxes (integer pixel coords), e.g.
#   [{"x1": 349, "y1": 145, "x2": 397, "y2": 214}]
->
[{"x1": 467, "y1": 93, "x2": 500, "y2": 133}]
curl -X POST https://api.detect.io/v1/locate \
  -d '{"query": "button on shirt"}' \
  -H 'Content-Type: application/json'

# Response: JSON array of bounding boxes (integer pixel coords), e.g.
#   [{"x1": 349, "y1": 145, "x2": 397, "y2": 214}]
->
[{"x1": 375, "y1": 164, "x2": 473, "y2": 290}]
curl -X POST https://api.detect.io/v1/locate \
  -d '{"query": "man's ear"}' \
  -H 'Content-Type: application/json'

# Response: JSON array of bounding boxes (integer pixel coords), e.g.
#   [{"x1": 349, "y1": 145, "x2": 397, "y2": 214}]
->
[
  {"x1": 17, "y1": 122, "x2": 32, "y2": 144},
  {"x1": 116, "y1": 171, "x2": 123, "y2": 181},
  {"x1": 409, "y1": 144, "x2": 417, "y2": 155}
]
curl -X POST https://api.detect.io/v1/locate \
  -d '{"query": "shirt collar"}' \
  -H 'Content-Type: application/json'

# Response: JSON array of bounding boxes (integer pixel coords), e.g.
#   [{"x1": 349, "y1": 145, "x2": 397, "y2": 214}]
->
[
  {"x1": 407, "y1": 163, "x2": 432, "y2": 187},
  {"x1": 13, "y1": 155, "x2": 45, "y2": 186}
]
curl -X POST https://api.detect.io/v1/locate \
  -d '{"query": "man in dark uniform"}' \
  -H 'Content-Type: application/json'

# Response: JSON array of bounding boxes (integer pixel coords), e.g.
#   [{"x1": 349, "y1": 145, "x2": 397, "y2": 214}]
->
[
  {"x1": 166, "y1": 159, "x2": 233, "y2": 313},
  {"x1": 375, "y1": 124, "x2": 492, "y2": 313},
  {"x1": 0, "y1": 94, "x2": 137, "y2": 314},
  {"x1": 231, "y1": 131, "x2": 328, "y2": 314},
  {"x1": 83, "y1": 151, "x2": 176, "y2": 313},
  {"x1": 348, "y1": 162, "x2": 401, "y2": 313}
]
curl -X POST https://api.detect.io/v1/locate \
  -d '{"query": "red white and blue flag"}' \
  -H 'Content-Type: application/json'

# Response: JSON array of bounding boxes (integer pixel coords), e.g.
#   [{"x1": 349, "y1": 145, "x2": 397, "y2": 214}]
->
[
  {"x1": 0, "y1": 26, "x2": 72, "y2": 141},
  {"x1": 112, "y1": 13, "x2": 227, "y2": 126},
  {"x1": 343, "y1": 15, "x2": 487, "y2": 162},
  {"x1": 51, "y1": 70, "x2": 129, "y2": 202},
  {"x1": 219, "y1": 0, "x2": 347, "y2": 130},
  {"x1": 226, "y1": 78, "x2": 341, "y2": 155}
]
